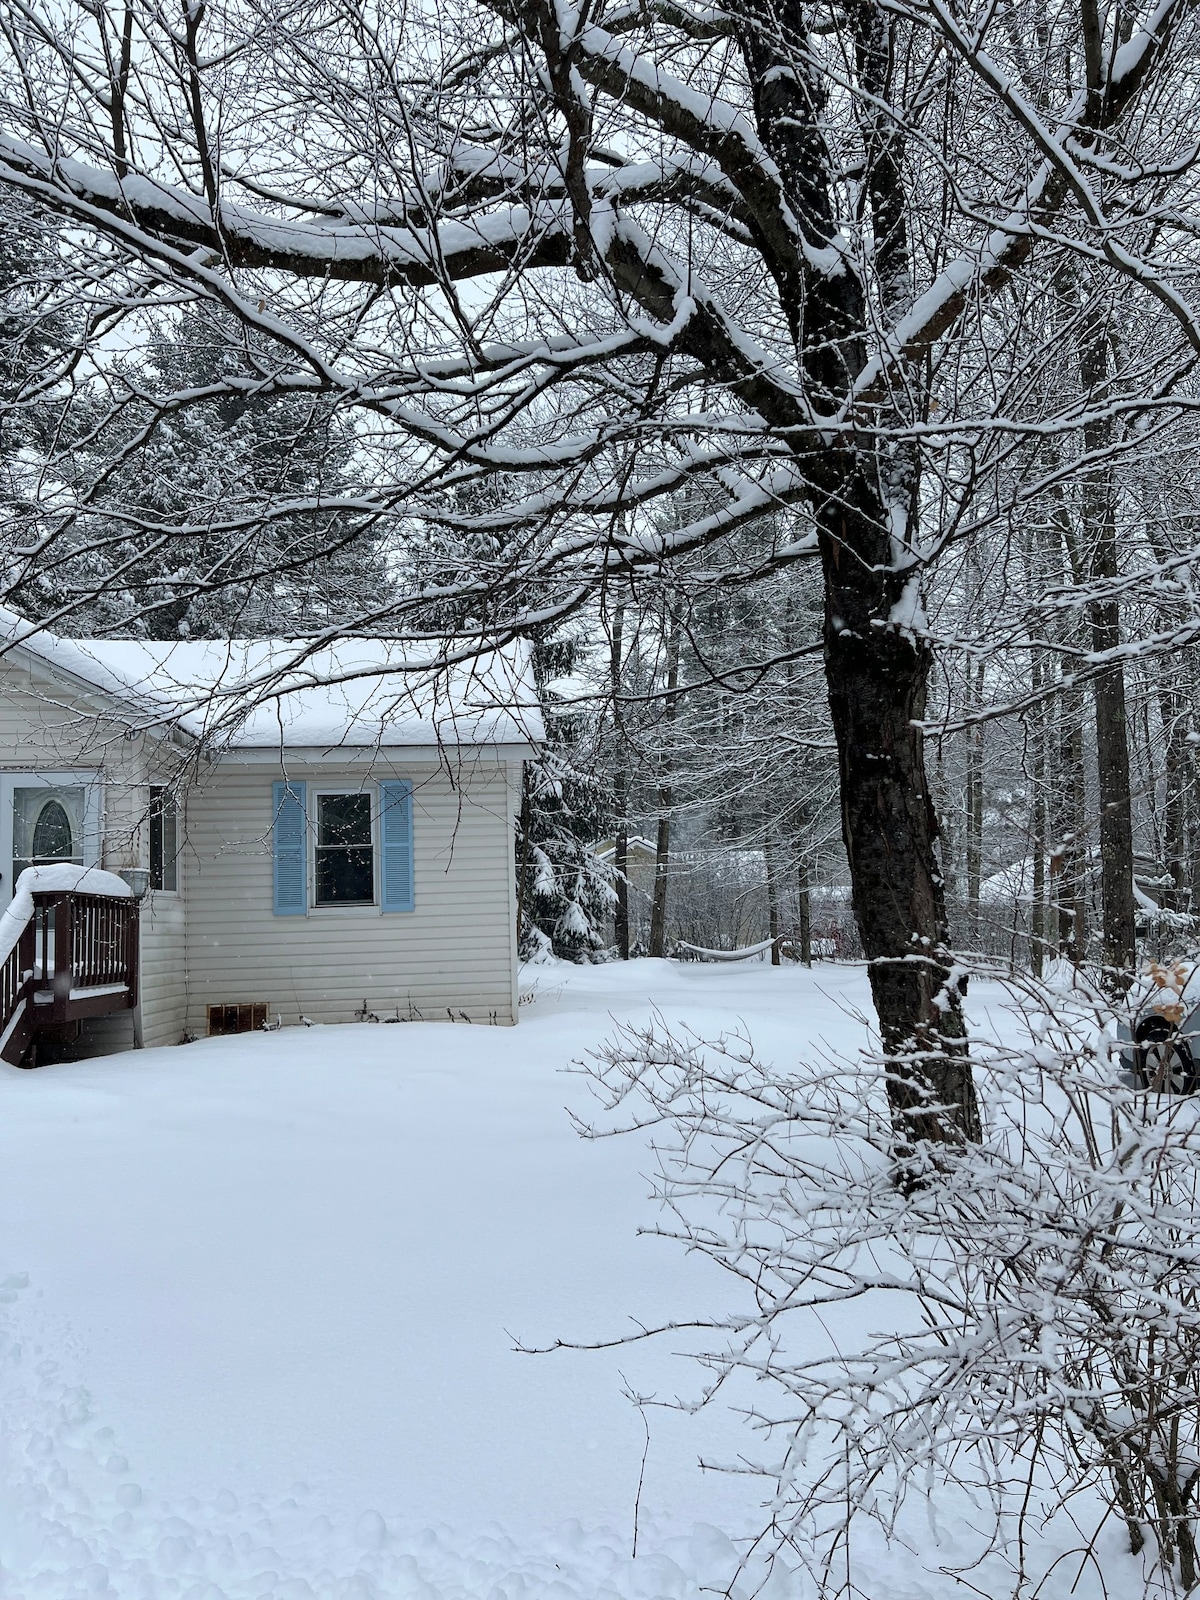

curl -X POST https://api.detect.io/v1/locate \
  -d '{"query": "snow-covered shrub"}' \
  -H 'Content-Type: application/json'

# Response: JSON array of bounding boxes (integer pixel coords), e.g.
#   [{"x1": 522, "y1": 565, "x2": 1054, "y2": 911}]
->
[{"x1": 580, "y1": 971, "x2": 1200, "y2": 1594}]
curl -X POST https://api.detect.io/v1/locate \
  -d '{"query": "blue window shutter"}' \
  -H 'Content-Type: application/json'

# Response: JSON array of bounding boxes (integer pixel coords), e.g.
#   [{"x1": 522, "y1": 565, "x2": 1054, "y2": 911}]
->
[
  {"x1": 272, "y1": 780, "x2": 307, "y2": 915},
  {"x1": 380, "y1": 780, "x2": 414, "y2": 913}
]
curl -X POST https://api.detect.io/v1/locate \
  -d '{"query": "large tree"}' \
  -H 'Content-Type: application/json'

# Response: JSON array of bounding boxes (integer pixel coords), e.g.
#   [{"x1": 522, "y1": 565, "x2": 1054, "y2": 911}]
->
[{"x1": 1, "y1": 0, "x2": 1198, "y2": 1141}]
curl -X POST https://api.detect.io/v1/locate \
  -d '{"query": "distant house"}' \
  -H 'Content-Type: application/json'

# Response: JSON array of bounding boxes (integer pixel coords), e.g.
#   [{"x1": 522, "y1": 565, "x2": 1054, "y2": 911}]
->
[
  {"x1": 0, "y1": 617, "x2": 542, "y2": 1064},
  {"x1": 594, "y1": 835, "x2": 659, "y2": 900}
]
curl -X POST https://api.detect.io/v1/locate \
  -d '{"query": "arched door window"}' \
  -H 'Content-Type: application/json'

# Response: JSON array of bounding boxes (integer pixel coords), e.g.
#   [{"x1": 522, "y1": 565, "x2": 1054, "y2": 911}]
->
[
  {"x1": 12, "y1": 784, "x2": 86, "y2": 886},
  {"x1": 32, "y1": 800, "x2": 73, "y2": 862}
]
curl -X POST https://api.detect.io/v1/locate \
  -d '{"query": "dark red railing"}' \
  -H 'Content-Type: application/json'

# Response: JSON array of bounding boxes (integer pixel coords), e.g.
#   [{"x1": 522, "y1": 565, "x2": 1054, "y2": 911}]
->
[
  {"x1": 0, "y1": 924, "x2": 30, "y2": 1038},
  {"x1": 0, "y1": 889, "x2": 139, "y2": 1064}
]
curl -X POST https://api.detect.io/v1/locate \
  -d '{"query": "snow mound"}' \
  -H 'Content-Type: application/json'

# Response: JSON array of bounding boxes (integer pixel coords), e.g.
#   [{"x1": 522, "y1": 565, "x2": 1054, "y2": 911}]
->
[{"x1": 13, "y1": 865, "x2": 131, "y2": 898}]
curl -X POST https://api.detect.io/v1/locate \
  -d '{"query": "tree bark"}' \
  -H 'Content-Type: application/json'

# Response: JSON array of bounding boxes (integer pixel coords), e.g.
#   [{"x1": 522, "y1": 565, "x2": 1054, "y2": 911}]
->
[
  {"x1": 609, "y1": 602, "x2": 630, "y2": 959},
  {"x1": 1029, "y1": 655, "x2": 1047, "y2": 979},
  {"x1": 965, "y1": 661, "x2": 985, "y2": 947},
  {"x1": 1077, "y1": 298, "x2": 1136, "y2": 991},
  {"x1": 765, "y1": 831, "x2": 781, "y2": 964},
  {"x1": 1159, "y1": 682, "x2": 1191, "y2": 914},
  {"x1": 613, "y1": 799, "x2": 630, "y2": 958},
  {"x1": 1142, "y1": 516, "x2": 1194, "y2": 921},
  {"x1": 1031, "y1": 793, "x2": 1047, "y2": 976},
  {"x1": 1050, "y1": 682, "x2": 1088, "y2": 964},
  {"x1": 818, "y1": 476, "x2": 979, "y2": 1145},
  {"x1": 1090, "y1": 631, "x2": 1136, "y2": 984},
  {"x1": 797, "y1": 856, "x2": 813, "y2": 967},
  {"x1": 649, "y1": 805, "x2": 671, "y2": 958},
  {"x1": 648, "y1": 608, "x2": 679, "y2": 960}
]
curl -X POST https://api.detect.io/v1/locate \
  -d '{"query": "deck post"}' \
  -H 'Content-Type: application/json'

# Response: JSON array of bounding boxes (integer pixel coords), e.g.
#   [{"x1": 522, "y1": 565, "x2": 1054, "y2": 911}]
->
[
  {"x1": 126, "y1": 901, "x2": 140, "y2": 1008},
  {"x1": 51, "y1": 894, "x2": 73, "y2": 1023},
  {"x1": 18, "y1": 914, "x2": 35, "y2": 986}
]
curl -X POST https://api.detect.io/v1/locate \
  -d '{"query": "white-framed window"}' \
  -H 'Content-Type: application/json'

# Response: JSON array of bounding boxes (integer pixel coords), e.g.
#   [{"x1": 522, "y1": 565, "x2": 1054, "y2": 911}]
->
[
  {"x1": 149, "y1": 785, "x2": 179, "y2": 892},
  {"x1": 312, "y1": 787, "x2": 375, "y2": 907}
]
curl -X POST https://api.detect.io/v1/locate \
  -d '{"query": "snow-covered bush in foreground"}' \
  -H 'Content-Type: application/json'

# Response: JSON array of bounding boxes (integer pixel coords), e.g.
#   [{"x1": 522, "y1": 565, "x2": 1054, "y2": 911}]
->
[{"x1": 581, "y1": 971, "x2": 1200, "y2": 1595}]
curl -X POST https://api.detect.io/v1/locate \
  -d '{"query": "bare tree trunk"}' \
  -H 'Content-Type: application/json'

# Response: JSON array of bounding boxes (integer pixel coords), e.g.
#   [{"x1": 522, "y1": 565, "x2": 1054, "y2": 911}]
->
[
  {"x1": 818, "y1": 475, "x2": 979, "y2": 1145},
  {"x1": 1159, "y1": 682, "x2": 1191, "y2": 914},
  {"x1": 1031, "y1": 804, "x2": 1046, "y2": 976},
  {"x1": 1045, "y1": 493, "x2": 1091, "y2": 967},
  {"x1": 1029, "y1": 671, "x2": 1047, "y2": 979},
  {"x1": 965, "y1": 660, "x2": 985, "y2": 947},
  {"x1": 649, "y1": 805, "x2": 671, "y2": 958},
  {"x1": 1078, "y1": 299, "x2": 1136, "y2": 991},
  {"x1": 612, "y1": 791, "x2": 630, "y2": 959},
  {"x1": 796, "y1": 856, "x2": 812, "y2": 966},
  {"x1": 1091, "y1": 646, "x2": 1136, "y2": 984},
  {"x1": 1050, "y1": 688, "x2": 1089, "y2": 965},
  {"x1": 765, "y1": 832, "x2": 781, "y2": 964},
  {"x1": 934, "y1": 737, "x2": 958, "y2": 909},
  {"x1": 648, "y1": 609, "x2": 679, "y2": 960},
  {"x1": 609, "y1": 602, "x2": 630, "y2": 959},
  {"x1": 1143, "y1": 517, "x2": 1195, "y2": 921}
]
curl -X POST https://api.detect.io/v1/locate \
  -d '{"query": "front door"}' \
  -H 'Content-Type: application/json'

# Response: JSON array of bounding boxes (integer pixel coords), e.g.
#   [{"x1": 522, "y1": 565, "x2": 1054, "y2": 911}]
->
[{"x1": 0, "y1": 772, "x2": 102, "y2": 907}]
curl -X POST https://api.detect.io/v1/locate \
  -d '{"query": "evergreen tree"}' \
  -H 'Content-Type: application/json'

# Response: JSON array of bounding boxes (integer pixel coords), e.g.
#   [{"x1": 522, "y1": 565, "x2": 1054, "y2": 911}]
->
[
  {"x1": 11, "y1": 303, "x2": 388, "y2": 638},
  {"x1": 516, "y1": 636, "x2": 614, "y2": 962},
  {"x1": 0, "y1": 194, "x2": 83, "y2": 581}
]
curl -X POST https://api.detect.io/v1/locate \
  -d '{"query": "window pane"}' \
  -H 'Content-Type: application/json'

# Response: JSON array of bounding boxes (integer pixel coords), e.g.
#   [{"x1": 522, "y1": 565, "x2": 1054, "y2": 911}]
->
[
  {"x1": 150, "y1": 786, "x2": 178, "y2": 892},
  {"x1": 315, "y1": 846, "x2": 374, "y2": 904},
  {"x1": 318, "y1": 793, "x2": 371, "y2": 848},
  {"x1": 163, "y1": 805, "x2": 178, "y2": 892},
  {"x1": 314, "y1": 793, "x2": 374, "y2": 905},
  {"x1": 32, "y1": 800, "x2": 73, "y2": 859}
]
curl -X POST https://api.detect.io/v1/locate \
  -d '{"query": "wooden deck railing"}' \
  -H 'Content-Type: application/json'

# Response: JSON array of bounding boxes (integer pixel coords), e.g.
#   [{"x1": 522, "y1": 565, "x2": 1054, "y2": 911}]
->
[
  {"x1": 0, "y1": 920, "x2": 31, "y2": 1047},
  {"x1": 0, "y1": 888, "x2": 140, "y2": 1064}
]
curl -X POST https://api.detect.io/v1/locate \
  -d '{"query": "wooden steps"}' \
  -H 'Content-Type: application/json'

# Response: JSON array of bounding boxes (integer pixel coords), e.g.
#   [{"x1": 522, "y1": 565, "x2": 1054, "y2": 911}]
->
[{"x1": 0, "y1": 889, "x2": 139, "y2": 1066}]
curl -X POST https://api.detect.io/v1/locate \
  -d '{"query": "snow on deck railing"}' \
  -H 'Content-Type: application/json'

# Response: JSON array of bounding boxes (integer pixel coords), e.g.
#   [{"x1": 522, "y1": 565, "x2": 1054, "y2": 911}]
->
[{"x1": 0, "y1": 866, "x2": 131, "y2": 969}]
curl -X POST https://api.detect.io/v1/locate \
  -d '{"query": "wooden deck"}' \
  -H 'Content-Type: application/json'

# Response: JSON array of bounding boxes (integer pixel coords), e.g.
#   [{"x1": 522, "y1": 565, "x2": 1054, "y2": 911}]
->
[{"x1": 0, "y1": 889, "x2": 139, "y2": 1065}]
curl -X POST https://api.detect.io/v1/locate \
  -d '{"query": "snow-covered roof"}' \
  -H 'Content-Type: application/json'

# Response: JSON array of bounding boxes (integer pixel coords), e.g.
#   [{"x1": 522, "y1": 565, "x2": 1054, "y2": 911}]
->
[
  {"x1": 0, "y1": 612, "x2": 544, "y2": 752},
  {"x1": 593, "y1": 834, "x2": 657, "y2": 863}
]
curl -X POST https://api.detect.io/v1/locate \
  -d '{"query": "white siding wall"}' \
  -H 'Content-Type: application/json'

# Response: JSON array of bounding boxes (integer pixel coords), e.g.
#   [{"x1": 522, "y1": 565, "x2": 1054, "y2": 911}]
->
[
  {"x1": 139, "y1": 887, "x2": 187, "y2": 1047},
  {"x1": 182, "y1": 756, "x2": 520, "y2": 1031}
]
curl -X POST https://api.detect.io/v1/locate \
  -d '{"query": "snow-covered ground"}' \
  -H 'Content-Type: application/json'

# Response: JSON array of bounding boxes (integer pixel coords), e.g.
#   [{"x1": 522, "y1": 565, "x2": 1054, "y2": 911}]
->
[{"x1": 0, "y1": 961, "x2": 1137, "y2": 1599}]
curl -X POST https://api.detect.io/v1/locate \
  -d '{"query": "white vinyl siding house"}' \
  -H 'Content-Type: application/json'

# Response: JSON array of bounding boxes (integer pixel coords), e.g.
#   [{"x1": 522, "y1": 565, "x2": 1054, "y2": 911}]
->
[
  {"x1": 0, "y1": 617, "x2": 540, "y2": 1058},
  {"x1": 182, "y1": 756, "x2": 522, "y2": 1031}
]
